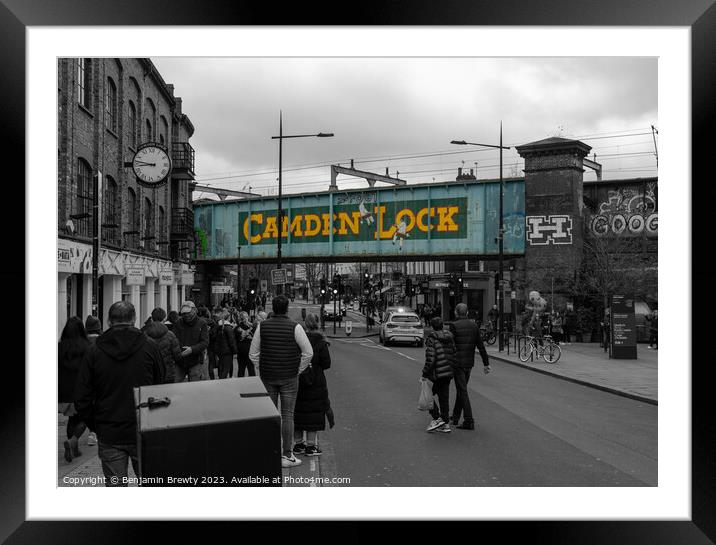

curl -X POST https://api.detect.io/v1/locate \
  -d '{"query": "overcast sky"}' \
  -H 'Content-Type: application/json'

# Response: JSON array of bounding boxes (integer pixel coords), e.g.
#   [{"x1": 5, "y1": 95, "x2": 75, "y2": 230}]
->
[{"x1": 151, "y1": 57, "x2": 657, "y2": 199}]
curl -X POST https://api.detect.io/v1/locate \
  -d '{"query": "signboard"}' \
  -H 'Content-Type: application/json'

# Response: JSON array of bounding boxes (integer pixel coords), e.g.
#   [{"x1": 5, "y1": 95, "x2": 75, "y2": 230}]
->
[
  {"x1": 260, "y1": 280, "x2": 268, "y2": 292},
  {"x1": 294, "y1": 264, "x2": 307, "y2": 281},
  {"x1": 610, "y1": 294, "x2": 637, "y2": 359},
  {"x1": 181, "y1": 272, "x2": 194, "y2": 286},
  {"x1": 194, "y1": 179, "x2": 525, "y2": 262},
  {"x1": 126, "y1": 265, "x2": 146, "y2": 286},
  {"x1": 416, "y1": 294, "x2": 425, "y2": 305},
  {"x1": 428, "y1": 280, "x2": 450, "y2": 290},
  {"x1": 271, "y1": 268, "x2": 288, "y2": 285},
  {"x1": 158, "y1": 269, "x2": 174, "y2": 286},
  {"x1": 211, "y1": 285, "x2": 233, "y2": 294}
]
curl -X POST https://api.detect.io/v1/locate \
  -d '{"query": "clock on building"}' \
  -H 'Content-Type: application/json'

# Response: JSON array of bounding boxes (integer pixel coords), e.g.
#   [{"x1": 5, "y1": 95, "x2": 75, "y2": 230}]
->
[{"x1": 132, "y1": 142, "x2": 172, "y2": 187}]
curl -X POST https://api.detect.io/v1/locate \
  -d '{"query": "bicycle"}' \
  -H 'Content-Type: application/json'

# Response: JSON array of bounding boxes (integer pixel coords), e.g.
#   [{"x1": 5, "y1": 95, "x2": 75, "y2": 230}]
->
[{"x1": 518, "y1": 335, "x2": 562, "y2": 363}]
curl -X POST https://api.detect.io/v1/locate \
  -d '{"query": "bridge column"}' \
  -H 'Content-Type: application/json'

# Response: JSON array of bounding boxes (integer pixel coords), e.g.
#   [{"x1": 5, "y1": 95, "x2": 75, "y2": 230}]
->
[{"x1": 515, "y1": 137, "x2": 591, "y2": 308}]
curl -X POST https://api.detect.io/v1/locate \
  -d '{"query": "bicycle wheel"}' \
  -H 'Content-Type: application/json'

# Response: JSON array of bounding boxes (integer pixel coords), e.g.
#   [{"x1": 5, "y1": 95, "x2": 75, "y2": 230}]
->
[
  {"x1": 542, "y1": 343, "x2": 562, "y2": 363},
  {"x1": 518, "y1": 340, "x2": 533, "y2": 362},
  {"x1": 485, "y1": 332, "x2": 496, "y2": 346}
]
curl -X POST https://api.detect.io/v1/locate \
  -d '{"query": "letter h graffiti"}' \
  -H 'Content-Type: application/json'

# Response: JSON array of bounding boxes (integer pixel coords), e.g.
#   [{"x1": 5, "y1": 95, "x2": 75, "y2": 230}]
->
[{"x1": 526, "y1": 215, "x2": 573, "y2": 245}]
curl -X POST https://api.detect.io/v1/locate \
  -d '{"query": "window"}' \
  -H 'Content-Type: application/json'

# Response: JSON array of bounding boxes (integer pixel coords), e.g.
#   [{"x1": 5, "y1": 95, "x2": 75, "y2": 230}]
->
[
  {"x1": 106, "y1": 78, "x2": 117, "y2": 132},
  {"x1": 160, "y1": 115, "x2": 169, "y2": 147},
  {"x1": 127, "y1": 187, "x2": 138, "y2": 248},
  {"x1": 77, "y1": 59, "x2": 92, "y2": 108},
  {"x1": 158, "y1": 205, "x2": 167, "y2": 256},
  {"x1": 102, "y1": 176, "x2": 119, "y2": 245},
  {"x1": 146, "y1": 119, "x2": 153, "y2": 142},
  {"x1": 128, "y1": 101, "x2": 137, "y2": 148},
  {"x1": 75, "y1": 158, "x2": 92, "y2": 237},
  {"x1": 143, "y1": 197, "x2": 154, "y2": 251}
]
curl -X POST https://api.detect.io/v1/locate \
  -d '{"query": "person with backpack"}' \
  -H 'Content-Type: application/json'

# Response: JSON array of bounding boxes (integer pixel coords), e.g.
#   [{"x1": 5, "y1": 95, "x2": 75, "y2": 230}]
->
[
  {"x1": 211, "y1": 309, "x2": 237, "y2": 379},
  {"x1": 422, "y1": 316, "x2": 457, "y2": 433}
]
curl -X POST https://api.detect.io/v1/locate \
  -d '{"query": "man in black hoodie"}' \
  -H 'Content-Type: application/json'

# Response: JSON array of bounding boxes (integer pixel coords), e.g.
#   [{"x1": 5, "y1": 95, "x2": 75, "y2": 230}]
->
[{"x1": 74, "y1": 301, "x2": 163, "y2": 486}]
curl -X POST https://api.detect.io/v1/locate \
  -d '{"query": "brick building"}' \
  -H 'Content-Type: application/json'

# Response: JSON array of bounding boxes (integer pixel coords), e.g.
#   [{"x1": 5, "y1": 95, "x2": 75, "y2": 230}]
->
[{"x1": 57, "y1": 58, "x2": 196, "y2": 336}]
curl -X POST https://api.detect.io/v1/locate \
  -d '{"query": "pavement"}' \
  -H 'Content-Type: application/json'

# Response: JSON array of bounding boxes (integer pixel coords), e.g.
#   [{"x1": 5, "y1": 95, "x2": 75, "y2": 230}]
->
[{"x1": 485, "y1": 339, "x2": 658, "y2": 405}]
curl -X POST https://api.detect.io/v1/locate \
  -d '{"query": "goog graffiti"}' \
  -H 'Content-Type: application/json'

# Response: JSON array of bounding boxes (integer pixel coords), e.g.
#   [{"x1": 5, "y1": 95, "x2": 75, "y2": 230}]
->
[{"x1": 589, "y1": 183, "x2": 658, "y2": 236}]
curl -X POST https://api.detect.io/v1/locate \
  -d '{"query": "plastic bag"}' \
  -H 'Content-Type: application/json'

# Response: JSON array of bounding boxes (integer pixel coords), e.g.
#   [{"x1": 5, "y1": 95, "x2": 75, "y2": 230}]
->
[{"x1": 418, "y1": 378, "x2": 434, "y2": 411}]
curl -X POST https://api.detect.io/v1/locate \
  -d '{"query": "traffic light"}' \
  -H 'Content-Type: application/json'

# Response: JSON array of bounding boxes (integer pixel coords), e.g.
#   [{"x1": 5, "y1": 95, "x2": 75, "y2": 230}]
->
[
  {"x1": 363, "y1": 271, "x2": 370, "y2": 291},
  {"x1": 249, "y1": 277, "x2": 259, "y2": 294},
  {"x1": 320, "y1": 276, "x2": 326, "y2": 292},
  {"x1": 494, "y1": 272, "x2": 500, "y2": 288},
  {"x1": 405, "y1": 277, "x2": 413, "y2": 295}
]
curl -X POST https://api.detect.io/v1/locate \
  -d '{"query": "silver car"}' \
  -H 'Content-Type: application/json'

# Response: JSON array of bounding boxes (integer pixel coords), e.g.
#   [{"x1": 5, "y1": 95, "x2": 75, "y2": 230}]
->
[{"x1": 379, "y1": 309, "x2": 424, "y2": 347}]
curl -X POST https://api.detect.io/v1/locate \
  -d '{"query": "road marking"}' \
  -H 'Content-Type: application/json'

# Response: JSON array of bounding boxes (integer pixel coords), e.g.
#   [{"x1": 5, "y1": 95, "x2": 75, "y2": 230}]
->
[{"x1": 396, "y1": 352, "x2": 416, "y2": 361}]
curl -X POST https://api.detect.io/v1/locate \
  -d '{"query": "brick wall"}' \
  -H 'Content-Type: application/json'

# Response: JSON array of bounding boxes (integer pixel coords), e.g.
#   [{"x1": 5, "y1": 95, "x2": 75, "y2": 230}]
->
[{"x1": 57, "y1": 58, "x2": 193, "y2": 260}]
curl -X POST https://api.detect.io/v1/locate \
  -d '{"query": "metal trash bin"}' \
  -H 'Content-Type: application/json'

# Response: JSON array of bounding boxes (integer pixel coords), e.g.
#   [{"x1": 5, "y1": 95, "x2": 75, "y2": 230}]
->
[{"x1": 135, "y1": 377, "x2": 281, "y2": 486}]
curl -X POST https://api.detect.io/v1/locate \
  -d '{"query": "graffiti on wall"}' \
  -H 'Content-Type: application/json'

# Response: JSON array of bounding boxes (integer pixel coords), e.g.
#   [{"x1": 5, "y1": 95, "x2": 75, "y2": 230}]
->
[
  {"x1": 588, "y1": 182, "x2": 658, "y2": 236},
  {"x1": 526, "y1": 215, "x2": 573, "y2": 245}
]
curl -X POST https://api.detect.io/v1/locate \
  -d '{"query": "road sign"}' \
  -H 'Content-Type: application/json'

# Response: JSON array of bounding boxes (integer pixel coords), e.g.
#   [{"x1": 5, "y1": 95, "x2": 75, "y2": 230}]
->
[
  {"x1": 271, "y1": 268, "x2": 288, "y2": 285},
  {"x1": 211, "y1": 285, "x2": 232, "y2": 294},
  {"x1": 610, "y1": 294, "x2": 637, "y2": 359}
]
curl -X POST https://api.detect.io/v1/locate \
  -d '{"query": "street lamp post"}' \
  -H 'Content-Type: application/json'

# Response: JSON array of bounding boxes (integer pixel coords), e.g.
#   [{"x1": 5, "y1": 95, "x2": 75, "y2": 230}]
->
[
  {"x1": 271, "y1": 111, "x2": 333, "y2": 295},
  {"x1": 451, "y1": 125, "x2": 510, "y2": 351}
]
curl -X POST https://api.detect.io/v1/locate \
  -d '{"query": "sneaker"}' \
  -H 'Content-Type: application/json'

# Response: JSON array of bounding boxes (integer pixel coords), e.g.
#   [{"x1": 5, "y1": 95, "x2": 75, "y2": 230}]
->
[
  {"x1": 427, "y1": 418, "x2": 446, "y2": 432},
  {"x1": 437, "y1": 424, "x2": 452, "y2": 433},
  {"x1": 292, "y1": 442, "x2": 307, "y2": 455},
  {"x1": 87, "y1": 432, "x2": 97, "y2": 446},
  {"x1": 305, "y1": 444, "x2": 323, "y2": 456},
  {"x1": 281, "y1": 454, "x2": 302, "y2": 468}
]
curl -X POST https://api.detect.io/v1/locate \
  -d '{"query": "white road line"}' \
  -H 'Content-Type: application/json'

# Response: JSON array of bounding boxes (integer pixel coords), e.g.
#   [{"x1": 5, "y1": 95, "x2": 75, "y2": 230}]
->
[{"x1": 396, "y1": 352, "x2": 417, "y2": 361}]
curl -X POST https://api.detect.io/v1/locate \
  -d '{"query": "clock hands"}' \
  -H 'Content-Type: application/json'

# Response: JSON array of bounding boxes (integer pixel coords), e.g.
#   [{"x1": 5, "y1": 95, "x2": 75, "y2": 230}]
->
[{"x1": 135, "y1": 161, "x2": 156, "y2": 167}]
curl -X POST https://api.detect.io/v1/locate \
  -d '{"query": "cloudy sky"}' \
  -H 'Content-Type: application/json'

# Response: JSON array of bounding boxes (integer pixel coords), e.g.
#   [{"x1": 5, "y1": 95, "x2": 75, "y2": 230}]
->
[{"x1": 151, "y1": 57, "x2": 657, "y2": 200}]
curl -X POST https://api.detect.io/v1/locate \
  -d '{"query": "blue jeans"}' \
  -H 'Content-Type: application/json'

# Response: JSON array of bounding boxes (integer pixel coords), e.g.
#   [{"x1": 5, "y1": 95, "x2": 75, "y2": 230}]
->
[
  {"x1": 98, "y1": 442, "x2": 138, "y2": 487},
  {"x1": 262, "y1": 376, "x2": 299, "y2": 456}
]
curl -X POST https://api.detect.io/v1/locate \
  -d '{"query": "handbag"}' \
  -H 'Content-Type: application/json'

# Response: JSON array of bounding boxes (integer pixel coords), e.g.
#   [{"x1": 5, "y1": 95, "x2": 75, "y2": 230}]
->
[{"x1": 418, "y1": 378, "x2": 434, "y2": 411}]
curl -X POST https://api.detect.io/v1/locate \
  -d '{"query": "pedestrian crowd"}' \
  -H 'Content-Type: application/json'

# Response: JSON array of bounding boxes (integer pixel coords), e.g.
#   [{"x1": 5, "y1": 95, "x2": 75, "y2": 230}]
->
[{"x1": 58, "y1": 294, "x2": 334, "y2": 485}]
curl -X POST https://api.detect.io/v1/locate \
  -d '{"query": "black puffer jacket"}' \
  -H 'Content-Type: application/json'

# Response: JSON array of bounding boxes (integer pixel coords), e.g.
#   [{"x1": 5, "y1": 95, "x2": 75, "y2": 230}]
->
[
  {"x1": 143, "y1": 321, "x2": 181, "y2": 384},
  {"x1": 449, "y1": 318, "x2": 489, "y2": 368},
  {"x1": 173, "y1": 315, "x2": 209, "y2": 368},
  {"x1": 422, "y1": 329, "x2": 456, "y2": 381},
  {"x1": 294, "y1": 330, "x2": 331, "y2": 432},
  {"x1": 210, "y1": 322, "x2": 237, "y2": 356}
]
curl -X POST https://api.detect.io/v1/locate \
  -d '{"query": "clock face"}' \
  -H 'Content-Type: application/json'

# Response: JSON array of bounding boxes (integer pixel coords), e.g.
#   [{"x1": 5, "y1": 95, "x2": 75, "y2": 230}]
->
[{"x1": 132, "y1": 145, "x2": 171, "y2": 185}]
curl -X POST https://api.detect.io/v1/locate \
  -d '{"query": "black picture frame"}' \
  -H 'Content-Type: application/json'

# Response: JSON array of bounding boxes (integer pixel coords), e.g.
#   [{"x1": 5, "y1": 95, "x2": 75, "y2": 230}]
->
[{"x1": 7, "y1": 0, "x2": 710, "y2": 542}]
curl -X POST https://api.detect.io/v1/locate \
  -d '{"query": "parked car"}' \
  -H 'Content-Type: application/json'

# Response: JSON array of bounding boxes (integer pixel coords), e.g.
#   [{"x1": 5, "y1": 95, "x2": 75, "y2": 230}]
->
[
  {"x1": 322, "y1": 308, "x2": 343, "y2": 323},
  {"x1": 379, "y1": 308, "x2": 424, "y2": 347}
]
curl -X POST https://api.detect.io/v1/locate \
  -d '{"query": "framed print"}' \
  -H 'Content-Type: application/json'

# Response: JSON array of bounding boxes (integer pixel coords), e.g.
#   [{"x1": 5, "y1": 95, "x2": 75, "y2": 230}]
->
[{"x1": 7, "y1": 0, "x2": 712, "y2": 542}]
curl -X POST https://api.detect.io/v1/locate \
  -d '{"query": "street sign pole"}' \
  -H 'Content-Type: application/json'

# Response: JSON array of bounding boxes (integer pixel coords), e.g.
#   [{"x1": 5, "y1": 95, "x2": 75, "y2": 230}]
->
[{"x1": 333, "y1": 292, "x2": 337, "y2": 335}]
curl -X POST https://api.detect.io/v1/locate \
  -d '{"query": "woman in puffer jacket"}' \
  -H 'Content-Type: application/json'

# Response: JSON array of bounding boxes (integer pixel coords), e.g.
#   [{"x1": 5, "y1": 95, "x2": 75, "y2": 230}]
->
[{"x1": 422, "y1": 316, "x2": 457, "y2": 433}]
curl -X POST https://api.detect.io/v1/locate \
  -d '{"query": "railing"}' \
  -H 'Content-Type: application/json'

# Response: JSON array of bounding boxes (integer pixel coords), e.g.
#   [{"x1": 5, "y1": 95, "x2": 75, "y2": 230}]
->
[
  {"x1": 171, "y1": 207, "x2": 194, "y2": 238},
  {"x1": 171, "y1": 142, "x2": 195, "y2": 177}
]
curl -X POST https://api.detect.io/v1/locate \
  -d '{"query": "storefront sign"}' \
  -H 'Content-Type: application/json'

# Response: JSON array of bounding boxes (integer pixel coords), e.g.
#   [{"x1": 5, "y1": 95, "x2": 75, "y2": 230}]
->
[
  {"x1": 158, "y1": 269, "x2": 174, "y2": 286},
  {"x1": 211, "y1": 285, "x2": 232, "y2": 294},
  {"x1": 181, "y1": 272, "x2": 195, "y2": 286},
  {"x1": 428, "y1": 280, "x2": 450, "y2": 289},
  {"x1": 610, "y1": 294, "x2": 637, "y2": 359},
  {"x1": 126, "y1": 266, "x2": 146, "y2": 286}
]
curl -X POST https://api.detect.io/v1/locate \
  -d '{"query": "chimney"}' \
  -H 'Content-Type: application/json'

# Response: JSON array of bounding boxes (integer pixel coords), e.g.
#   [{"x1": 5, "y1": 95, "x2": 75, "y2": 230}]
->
[
  {"x1": 458, "y1": 167, "x2": 463, "y2": 177},
  {"x1": 470, "y1": 168, "x2": 474, "y2": 177}
]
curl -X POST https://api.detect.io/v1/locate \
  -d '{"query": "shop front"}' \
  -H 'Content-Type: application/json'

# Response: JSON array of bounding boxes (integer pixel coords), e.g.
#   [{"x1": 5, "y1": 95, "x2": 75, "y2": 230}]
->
[{"x1": 57, "y1": 238, "x2": 193, "y2": 338}]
